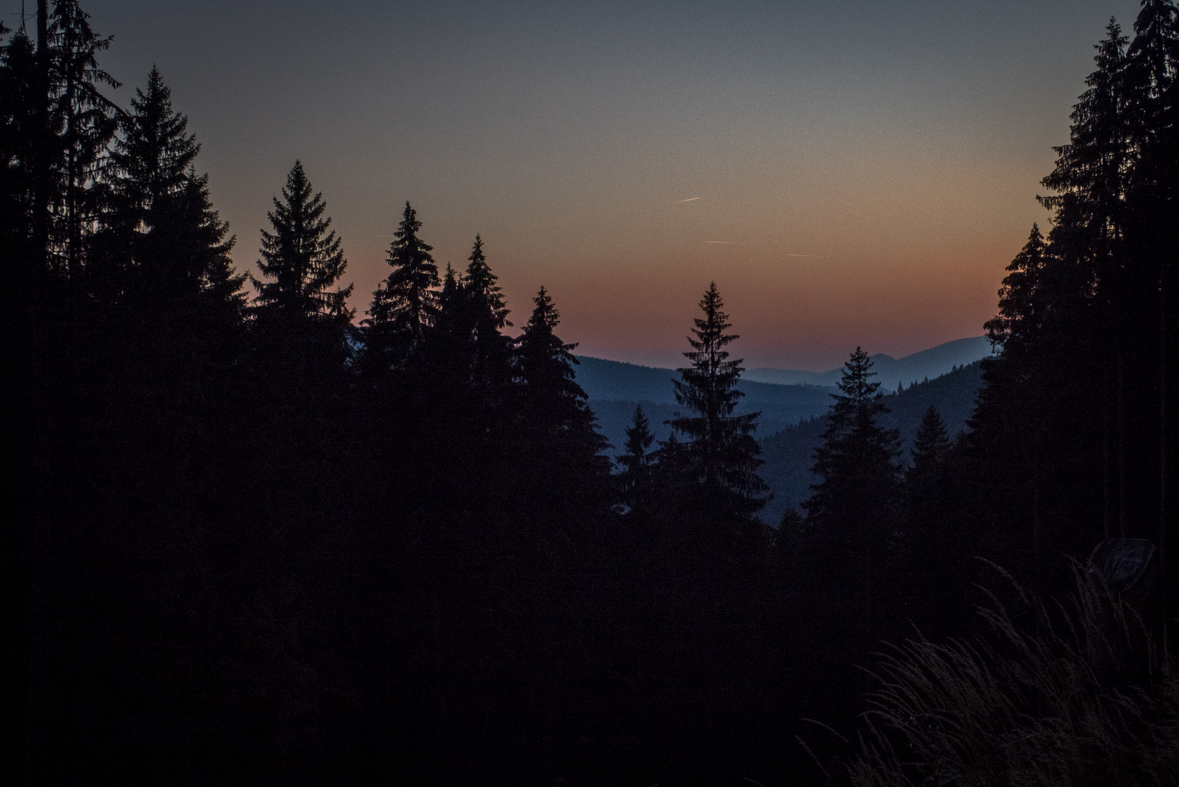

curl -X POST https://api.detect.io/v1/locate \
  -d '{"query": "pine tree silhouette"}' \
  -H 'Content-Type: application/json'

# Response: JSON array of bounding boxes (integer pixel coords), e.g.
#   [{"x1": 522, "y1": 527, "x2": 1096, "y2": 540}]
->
[
  {"x1": 97, "y1": 66, "x2": 242, "y2": 310},
  {"x1": 364, "y1": 201, "x2": 439, "y2": 373},
  {"x1": 45, "y1": 0, "x2": 119, "y2": 282},
  {"x1": 668, "y1": 282, "x2": 767, "y2": 517},
  {"x1": 985, "y1": 224, "x2": 1049, "y2": 349},
  {"x1": 1040, "y1": 19, "x2": 1129, "y2": 253},
  {"x1": 803, "y1": 347, "x2": 901, "y2": 620},
  {"x1": 461, "y1": 234, "x2": 513, "y2": 393},
  {"x1": 513, "y1": 286, "x2": 611, "y2": 513},
  {"x1": 617, "y1": 404, "x2": 655, "y2": 513},
  {"x1": 910, "y1": 404, "x2": 951, "y2": 479},
  {"x1": 0, "y1": 27, "x2": 41, "y2": 277},
  {"x1": 252, "y1": 160, "x2": 352, "y2": 325},
  {"x1": 806, "y1": 347, "x2": 900, "y2": 522}
]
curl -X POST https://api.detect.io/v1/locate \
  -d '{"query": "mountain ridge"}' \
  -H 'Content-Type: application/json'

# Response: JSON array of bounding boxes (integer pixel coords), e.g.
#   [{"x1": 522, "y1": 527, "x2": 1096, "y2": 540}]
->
[
  {"x1": 743, "y1": 336, "x2": 993, "y2": 389},
  {"x1": 757, "y1": 361, "x2": 985, "y2": 525}
]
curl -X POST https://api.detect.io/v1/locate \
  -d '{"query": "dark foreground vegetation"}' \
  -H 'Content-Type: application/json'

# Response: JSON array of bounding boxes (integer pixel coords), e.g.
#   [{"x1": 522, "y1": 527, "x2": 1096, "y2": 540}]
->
[{"x1": 5, "y1": 2, "x2": 1179, "y2": 784}]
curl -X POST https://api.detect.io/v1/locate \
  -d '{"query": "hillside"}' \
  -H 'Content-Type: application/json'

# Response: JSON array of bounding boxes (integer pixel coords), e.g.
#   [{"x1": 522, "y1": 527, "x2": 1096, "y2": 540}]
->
[
  {"x1": 758, "y1": 361, "x2": 984, "y2": 525},
  {"x1": 744, "y1": 336, "x2": 993, "y2": 389},
  {"x1": 573, "y1": 355, "x2": 835, "y2": 453}
]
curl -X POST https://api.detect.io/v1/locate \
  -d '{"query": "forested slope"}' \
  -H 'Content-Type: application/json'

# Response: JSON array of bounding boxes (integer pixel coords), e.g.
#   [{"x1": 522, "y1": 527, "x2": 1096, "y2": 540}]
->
[{"x1": 759, "y1": 361, "x2": 983, "y2": 524}]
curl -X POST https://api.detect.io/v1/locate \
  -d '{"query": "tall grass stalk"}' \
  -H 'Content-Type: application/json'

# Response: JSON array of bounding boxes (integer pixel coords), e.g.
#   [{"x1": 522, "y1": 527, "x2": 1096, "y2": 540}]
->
[{"x1": 845, "y1": 563, "x2": 1179, "y2": 787}]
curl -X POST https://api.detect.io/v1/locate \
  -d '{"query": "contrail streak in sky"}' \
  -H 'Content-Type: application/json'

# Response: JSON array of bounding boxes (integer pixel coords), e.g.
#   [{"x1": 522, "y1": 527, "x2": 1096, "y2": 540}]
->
[
  {"x1": 675, "y1": 197, "x2": 700, "y2": 203},
  {"x1": 704, "y1": 240, "x2": 741, "y2": 244}
]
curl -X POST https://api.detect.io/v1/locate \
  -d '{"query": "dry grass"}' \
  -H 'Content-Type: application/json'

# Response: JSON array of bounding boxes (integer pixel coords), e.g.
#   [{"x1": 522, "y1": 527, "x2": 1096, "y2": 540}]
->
[{"x1": 839, "y1": 564, "x2": 1179, "y2": 787}]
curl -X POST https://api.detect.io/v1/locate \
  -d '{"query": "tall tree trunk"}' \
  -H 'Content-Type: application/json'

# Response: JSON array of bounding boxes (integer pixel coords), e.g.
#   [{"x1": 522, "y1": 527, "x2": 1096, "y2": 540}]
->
[
  {"x1": 26, "y1": 5, "x2": 51, "y2": 781},
  {"x1": 32, "y1": 0, "x2": 48, "y2": 276}
]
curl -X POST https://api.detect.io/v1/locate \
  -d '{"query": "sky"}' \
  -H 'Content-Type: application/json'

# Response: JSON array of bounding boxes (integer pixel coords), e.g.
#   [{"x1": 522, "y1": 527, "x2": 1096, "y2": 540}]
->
[{"x1": 8, "y1": 0, "x2": 1147, "y2": 369}]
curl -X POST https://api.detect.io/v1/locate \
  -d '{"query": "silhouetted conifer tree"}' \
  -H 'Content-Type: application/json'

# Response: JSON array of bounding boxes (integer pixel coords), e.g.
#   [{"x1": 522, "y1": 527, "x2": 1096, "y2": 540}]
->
[
  {"x1": 1122, "y1": 0, "x2": 1179, "y2": 584},
  {"x1": 903, "y1": 404, "x2": 964, "y2": 631},
  {"x1": 1124, "y1": 0, "x2": 1178, "y2": 139},
  {"x1": 252, "y1": 161, "x2": 352, "y2": 326},
  {"x1": 436, "y1": 262, "x2": 461, "y2": 323},
  {"x1": 464, "y1": 234, "x2": 510, "y2": 330},
  {"x1": 617, "y1": 404, "x2": 655, "y2": 514},
  {"x1": 422, "y1": 262, "x2": 473, "y2": 394},
  {"x1": 803, "y1": 347, "x2": 901, "y2": 625},
  {"x1": 968, "y1": 5, "x2": 1179, "y2": 590},
  {"x1": 0, "y1": 26, "x2": 40, "y2": 276},
  {"x1": 805, "y1": 347, "x2": 900, "y2": 525},
  {"x1": 462, "y1": 234, "x2": 513, "y2": 393},
  {"x1": 513, "y1": 287, "x2": 611, "y2": 515},
  {"x1": 668, "y1": 282, "x2": 767, "y2": 520},
  {"x1": 984, "y1": 224, "x2": 1049, "y2": 348},
  {"x1": 247, "y1": 160, "x2": 353, "y2": 499},
  {"x1": 96, "y1": 67, "x2": 242, "y2": 311},
  {"x1": 1040, "y1": 19, "x2": 1129, "y2": 257},
  {"x1": 44, "y1": 0, "x2": 118, "y2": 282},
  {"x1": 364, "y1": 201, "x2": 439, "y2": 374},
  {"x1": 909, "y1": 405, "x2": 951, "y2": 480}
]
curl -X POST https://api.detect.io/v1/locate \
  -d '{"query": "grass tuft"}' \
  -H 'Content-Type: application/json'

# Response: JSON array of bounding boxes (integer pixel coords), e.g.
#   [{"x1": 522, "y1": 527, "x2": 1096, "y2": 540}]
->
[{"x1": 843, "y1": 562, "x2": 1179, "y2": 787}]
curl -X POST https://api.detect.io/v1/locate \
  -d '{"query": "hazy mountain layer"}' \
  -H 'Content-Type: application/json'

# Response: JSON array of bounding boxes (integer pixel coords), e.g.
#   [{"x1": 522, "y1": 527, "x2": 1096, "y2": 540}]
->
[
  {"x1": 744, "y1": 336, "x2": 993, "y2": 389},
  {"x1": 574, "y1": 336, "x2": 989, "y2": 456},
  {"x1": 758, "y1": 361, "x2": 984, "y2": 525},
  {"x1": 573, "y1": 355, "x2": 836, "y2": 452}
]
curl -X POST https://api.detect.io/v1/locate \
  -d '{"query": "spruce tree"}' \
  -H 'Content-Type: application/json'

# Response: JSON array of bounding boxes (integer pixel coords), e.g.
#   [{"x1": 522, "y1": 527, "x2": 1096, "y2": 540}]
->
[
  {"x1": 800, "y1": 347, "x2": 902, "y2": 650},
  {"x1": 1123, "y1": 0, "x2": 1179, "y2": 582},
  {"x1": 0, "y1": 27, "x2": 40, "y2": 276},
  {"x1": 464, "y1": 234, "x2": 510, "y2": 331},
  {"x1": 984, "y1": 224, "x2": 1049, "y2": 349},
  {"x1": 909, "y1": 405, "x2": 951, "y2": 480},
  {"x1": 1040, "y1": 19, "x2": 1130, "y2": 253},
  {"x1": 617, "y1": 404, "x2": 655, "y2": 513},
  {"x1": 425, "y1": 262, "x2": 467, "y2": 376},
  {"x1": 905, "y1": 407, "x2": 966, "y2": 633},
  {"x1": 1, "y1": 1, "x2": 118, "y2": 284},
  {"x1": 365, "y1": 201, "x2": 439, "y2": 372},
  {"x1": 668, "y1": 282, "x2": 767, "y2": 516},
  {"x1": 109, "y1": 67, "x2": 197, "y2": 229},
  {"x1": 804, "y1": 347, "x2": 901, "y2": 558},
  {"x1": 437, "y1": 262, "x2": 462, "y2": 326},
  {"x1": 906, "y1": 404, "x2": 953, "y2": 537},
  {"x1": 98, "y1": 67, "x2": 242, "y2": 310},
  {"x1": 513, "y1": 286, "x2": 611, "y2": 510},
  {"x1": 972, "y1": 6, "x2": 1179, "y2": 579},
  {"x1": 45, "y1": 0, "x2": 119, "y2": 282},
  {"x1": 462, "y1": 234, "x2": 513, "y2": 392},
  {"x1": 1124, "y1": 0, "x2": 1178, "y2": 139},
  {"x1": 515, "y1": 287, "x2": 596, "y2": 437},
  {"x1": 252, "y1": 160, "x2": 352, "y2": 325},
  {"x1": 805, "y1": 347, "x2": 900, "y2": 516},
  {"x1": 169, "y1": 173, "x2": 245, "y2": 314}
]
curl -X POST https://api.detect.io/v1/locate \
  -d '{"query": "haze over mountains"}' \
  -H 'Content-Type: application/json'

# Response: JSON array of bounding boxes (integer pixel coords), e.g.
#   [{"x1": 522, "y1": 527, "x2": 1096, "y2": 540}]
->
[
  {"x1": 758, "y1": 361, "x2": 984, "y2": 525},
  {"x1": 742, "y1": 336, "x2": 993, "y2": 389},
  {"x1": 573, "y1": 356, "x2": 834, "y2": 447},
  {"x1": 573, "y1": 336, "x2": 992, "y2": 451}
]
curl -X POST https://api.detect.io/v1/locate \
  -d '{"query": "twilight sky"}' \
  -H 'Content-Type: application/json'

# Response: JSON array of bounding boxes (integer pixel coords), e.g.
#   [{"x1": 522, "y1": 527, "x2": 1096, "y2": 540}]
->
[{"x1": 17, "y1": 0, "x2": 1144, "y2": 369}]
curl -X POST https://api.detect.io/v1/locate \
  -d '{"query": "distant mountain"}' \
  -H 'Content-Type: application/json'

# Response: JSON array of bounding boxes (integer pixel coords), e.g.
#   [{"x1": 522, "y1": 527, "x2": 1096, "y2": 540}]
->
[
  {"x1": 573, "y1": 336, "x2": 992, "y2": 456},
  {"x1": 573, "y1": 355, "x2": 835, "y2": 406},
  {"x1": 572, "y1": 355, "x2": 836, "y2": 454},
  {"x1": 744, "y1": 336, "x2": 994, "y2": 390},
  {"x1": 757, "y1": 361, "x2": 985, "y2": 526},
  {"x1": 573, "y1": 356, "x2": 686, "y2": 406}
]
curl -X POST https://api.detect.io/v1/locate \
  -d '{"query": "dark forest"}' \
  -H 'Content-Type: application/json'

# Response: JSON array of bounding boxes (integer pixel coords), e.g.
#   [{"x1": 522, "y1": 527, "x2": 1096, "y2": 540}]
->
[{"x1": 5, "y1": 2, "x2": 1179, "y2": 784}]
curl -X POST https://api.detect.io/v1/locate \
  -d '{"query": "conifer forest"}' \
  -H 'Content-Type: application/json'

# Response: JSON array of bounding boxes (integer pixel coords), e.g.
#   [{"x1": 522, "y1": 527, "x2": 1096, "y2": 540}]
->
[{"x1": 6, "y1": 2, "x2": 1179, "y2": 784}]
